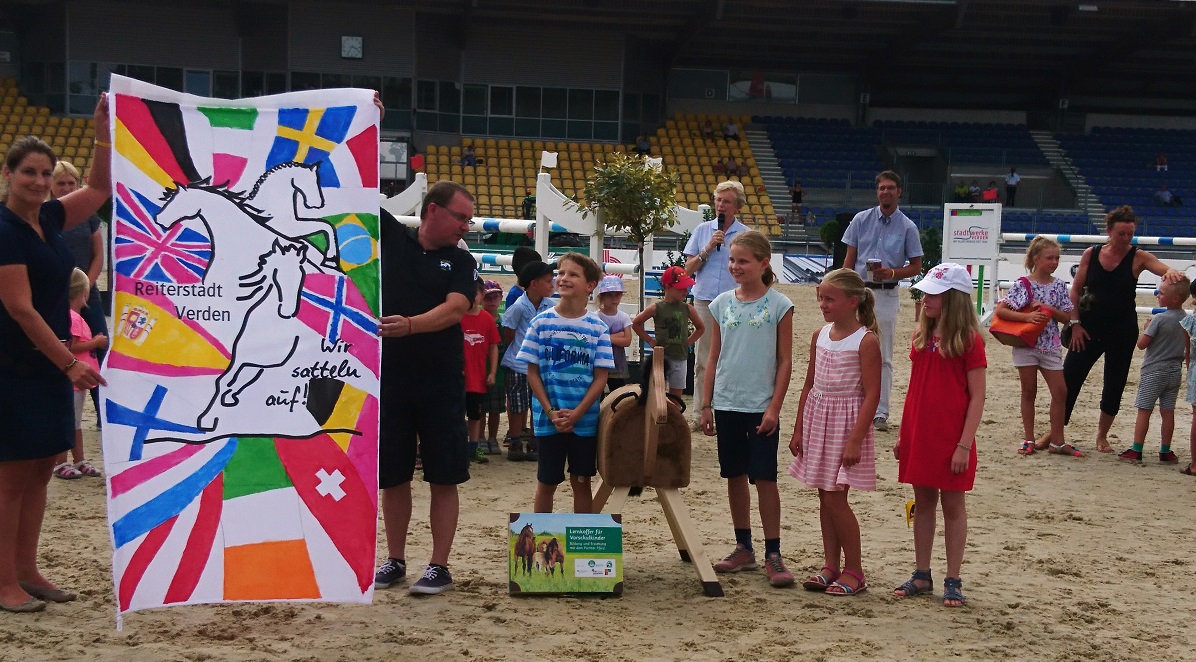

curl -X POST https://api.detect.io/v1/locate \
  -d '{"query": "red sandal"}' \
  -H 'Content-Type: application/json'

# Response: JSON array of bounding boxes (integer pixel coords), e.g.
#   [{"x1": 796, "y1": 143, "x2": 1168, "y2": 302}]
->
[
  {"x1": 801, "y1": 565, "x2": 839, "y2": 591},
  {"x1": 826, "y1": 568, "x2": 867, "y2": 596}
]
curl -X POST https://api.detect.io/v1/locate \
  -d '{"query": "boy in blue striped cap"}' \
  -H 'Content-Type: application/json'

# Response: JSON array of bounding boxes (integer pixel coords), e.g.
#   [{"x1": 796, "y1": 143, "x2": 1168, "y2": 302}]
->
[{"x1": 517, "y1": 253, "x2": 614, "y2": 513}]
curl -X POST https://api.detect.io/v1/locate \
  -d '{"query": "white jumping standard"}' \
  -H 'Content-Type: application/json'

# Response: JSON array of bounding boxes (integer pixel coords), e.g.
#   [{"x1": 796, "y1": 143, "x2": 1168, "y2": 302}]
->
[{"x1": 381, "y1": 171, "x2": 708, "y2": 277}]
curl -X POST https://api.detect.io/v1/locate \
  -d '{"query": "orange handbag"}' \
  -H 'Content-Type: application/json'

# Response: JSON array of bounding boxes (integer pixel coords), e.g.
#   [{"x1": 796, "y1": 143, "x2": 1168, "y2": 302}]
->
[{"x1": 989, "y1": 277, "x2": 1051, "y2": 348}]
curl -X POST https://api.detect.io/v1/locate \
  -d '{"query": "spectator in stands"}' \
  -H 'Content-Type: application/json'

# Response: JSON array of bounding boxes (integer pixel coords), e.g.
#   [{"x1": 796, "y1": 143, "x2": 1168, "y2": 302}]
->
[
  {"x1": 953, "y1": 180, "x2": 969, "y2": 203},
  {"x1": 982, "y1": 181, "x2": 999, "y2": 203},
  {"x1": 968, "y1": 180, "x2": 981, "y2": 202},
  {"x1": 788, "y1": 180, "x2": 804, "y2": 224},
  {"x1": 842, "y1": 170, "x2": 924, "y2": 432},
  {"x1": 461, "y1": 146, "x2": 476, "y2": 167},
  {"x1": 683, "y1": 181, "x2": 751, "y2": 430},
  {"x1": 1155, "y1": 152, "x2": 1168, "y2": 172},
  {"x1": 1155, "y1": 185, "x2": 1182, "y2": 207},
  {"x1": 633, "y1": 135, "x2": 651, "y2": 155},
  {"x1": 1005, "y1": 167, "x2": 1021, "y2": 207},
  {"x1": 724, "y1": 156, "x2": 739, "y2": 176},
  {"x1": 723, "y1": 121, "x2": 739, "y2": 141},
  {"x1": 521, "y1": 188, "x2": 536, "y2": 219},
  {"x1": 701, "y1": 119, "x2": 715, "y2": 140}
]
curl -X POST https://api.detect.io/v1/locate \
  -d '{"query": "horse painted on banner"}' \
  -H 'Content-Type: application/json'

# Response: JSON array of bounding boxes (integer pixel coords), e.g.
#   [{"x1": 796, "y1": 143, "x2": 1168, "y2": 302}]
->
[
  {"x1": 154, "y1": 179, "x2": 334, "y2": 287},
  {"x1": 514, "y1": 524, "x2": 537, "y2": 576},
  {"x1": 248, "y1": 162, "x2": 341, "y2": 268},
  {"x1": 197, "y1": 240, "x2": 306, "y2": 432}
]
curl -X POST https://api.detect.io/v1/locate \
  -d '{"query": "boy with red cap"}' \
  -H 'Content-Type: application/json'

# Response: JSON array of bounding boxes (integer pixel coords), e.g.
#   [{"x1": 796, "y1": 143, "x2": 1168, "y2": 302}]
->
[{"x1": 632, "y1": 266, "x2": 705, "y2": 397}]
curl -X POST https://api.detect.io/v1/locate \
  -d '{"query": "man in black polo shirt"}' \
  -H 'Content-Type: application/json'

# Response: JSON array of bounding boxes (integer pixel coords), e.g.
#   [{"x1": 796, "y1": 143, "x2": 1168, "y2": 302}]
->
[{"x1": 375, "y1": 181, "x2": 477, "y2": 595}]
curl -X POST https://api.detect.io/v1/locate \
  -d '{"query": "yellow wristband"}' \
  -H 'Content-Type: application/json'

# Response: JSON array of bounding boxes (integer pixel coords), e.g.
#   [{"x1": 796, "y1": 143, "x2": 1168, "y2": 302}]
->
[{"x1": 94, "y1": 139, "x2": 112, "y2": 148}]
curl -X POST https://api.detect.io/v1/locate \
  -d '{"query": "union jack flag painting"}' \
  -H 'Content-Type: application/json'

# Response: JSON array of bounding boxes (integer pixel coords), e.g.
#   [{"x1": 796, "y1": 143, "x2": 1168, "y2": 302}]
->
[{"x1": 113, "y1": 182, "x2": 211, "y2": 284}]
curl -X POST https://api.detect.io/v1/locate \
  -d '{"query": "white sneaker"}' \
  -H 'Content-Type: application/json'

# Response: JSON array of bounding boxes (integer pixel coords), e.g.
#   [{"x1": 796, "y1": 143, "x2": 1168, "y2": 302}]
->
[{"x1": 873, "y1": 417, "x2": 889, "y2": 432}]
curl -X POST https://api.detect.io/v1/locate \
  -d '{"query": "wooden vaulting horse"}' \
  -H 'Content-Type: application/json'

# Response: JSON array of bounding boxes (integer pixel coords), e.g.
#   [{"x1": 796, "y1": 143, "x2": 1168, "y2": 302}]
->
[
  {"x1": 514, "y1": 524, "x2": 537, "y2": 576},
  {"x1": 593, "y1": 351, "x2": 724, "y2": 597}
]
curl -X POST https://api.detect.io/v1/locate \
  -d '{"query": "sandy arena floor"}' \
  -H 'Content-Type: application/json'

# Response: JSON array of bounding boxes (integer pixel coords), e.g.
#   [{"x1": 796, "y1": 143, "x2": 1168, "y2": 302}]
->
[{"x1": 5, "y1": 282, "x2": 1194, "y2": 662}]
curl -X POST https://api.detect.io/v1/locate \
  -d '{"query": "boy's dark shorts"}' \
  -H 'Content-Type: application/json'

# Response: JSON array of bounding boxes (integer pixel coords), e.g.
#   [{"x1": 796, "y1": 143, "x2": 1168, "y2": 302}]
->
[
  {"x1": 465, "y1": 392, "x2": 484, "y2": 421},
  {"x1": 380, "y1": 372, "x2": 470, "y2": 488},
  {"x1": 536, "y1": 432, "x2": 598, "y2": 485},
  {"x1": 714, "y1": 409, "x2": 778, "y2": 482}
]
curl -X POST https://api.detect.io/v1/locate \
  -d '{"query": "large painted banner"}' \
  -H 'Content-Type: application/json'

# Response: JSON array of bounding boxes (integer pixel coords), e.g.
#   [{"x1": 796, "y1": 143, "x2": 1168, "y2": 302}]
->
[{"x1": 102, "y1": 75, "x2": 380, "y2": 619}]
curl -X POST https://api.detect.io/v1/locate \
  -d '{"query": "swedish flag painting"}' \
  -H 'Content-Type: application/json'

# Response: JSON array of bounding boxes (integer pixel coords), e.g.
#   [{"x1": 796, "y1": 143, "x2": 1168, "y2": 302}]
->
[{"x1": 266, "y1": 106, "x2": 357, "y2": 186}]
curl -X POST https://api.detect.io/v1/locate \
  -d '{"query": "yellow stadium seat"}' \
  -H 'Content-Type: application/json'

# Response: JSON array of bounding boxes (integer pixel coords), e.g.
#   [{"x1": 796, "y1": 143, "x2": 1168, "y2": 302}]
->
[{"x1": 62, "y1": 146, "x2": 77, "y2": 158}]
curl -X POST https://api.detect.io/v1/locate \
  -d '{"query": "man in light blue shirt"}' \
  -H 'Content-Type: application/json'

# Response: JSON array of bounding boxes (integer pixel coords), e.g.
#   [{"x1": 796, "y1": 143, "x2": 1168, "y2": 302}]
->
[
  {"x1": 842, "y1": 170, "x2": 923, "y2": 431},
  {"x1": 683, "y1": 180, "x2": 751, "y2": 426}
]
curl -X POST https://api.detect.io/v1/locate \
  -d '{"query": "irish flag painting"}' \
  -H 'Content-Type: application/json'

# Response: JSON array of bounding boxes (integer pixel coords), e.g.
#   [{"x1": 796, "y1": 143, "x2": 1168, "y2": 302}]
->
[{"x1": 103, "y1": 75, "x2": 380, "y2": 622}]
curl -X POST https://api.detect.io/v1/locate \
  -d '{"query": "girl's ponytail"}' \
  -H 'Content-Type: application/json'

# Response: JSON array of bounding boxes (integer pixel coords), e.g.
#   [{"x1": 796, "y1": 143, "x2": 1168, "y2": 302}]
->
[{"x1": 858, "y1": 287, "x2": 880, "y2": 337}]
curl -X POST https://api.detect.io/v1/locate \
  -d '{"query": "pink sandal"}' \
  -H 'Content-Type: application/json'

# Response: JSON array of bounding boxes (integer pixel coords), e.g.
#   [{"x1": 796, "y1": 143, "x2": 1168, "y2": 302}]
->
[
  {"x1": 75, "y1": 460, "x2": 102, "y2": 477},
  {"x1": 53, "y1": 462, "x2": 82, "y2": 480},
  {"x1": 802, "y1": 565, "x2": 840, "y2": 591},
  {"x1": 826, "y1": 568, "x2": 867, "y2": 596}
]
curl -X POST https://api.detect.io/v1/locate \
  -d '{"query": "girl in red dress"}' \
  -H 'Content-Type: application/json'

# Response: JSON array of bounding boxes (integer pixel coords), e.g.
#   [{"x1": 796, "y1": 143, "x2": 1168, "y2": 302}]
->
[{"x1": 892, "y1": 263, "x2": 986, "y2": 607}]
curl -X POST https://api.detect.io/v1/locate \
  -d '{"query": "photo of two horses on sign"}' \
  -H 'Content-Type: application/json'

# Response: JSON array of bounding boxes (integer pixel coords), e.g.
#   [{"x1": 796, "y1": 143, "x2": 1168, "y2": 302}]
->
[
  {"x1": 152, "y1": 161, "x2": 344, "y2": 432},
  {"x1": 514, "y1": 524, "x2": 566, "y2": 577}
]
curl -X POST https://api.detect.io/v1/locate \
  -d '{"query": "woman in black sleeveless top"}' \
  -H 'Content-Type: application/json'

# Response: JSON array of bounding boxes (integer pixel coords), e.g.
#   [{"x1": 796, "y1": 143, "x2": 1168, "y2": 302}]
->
[{"x1": 1057, "y1": 206, "x2": 1183, "y2": 454}]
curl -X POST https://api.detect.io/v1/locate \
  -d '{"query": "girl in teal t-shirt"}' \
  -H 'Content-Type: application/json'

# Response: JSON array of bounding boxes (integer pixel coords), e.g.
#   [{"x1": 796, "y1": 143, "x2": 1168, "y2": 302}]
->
[{"x1": 699, "y1": 231, "x2": 795, "y2": 588}]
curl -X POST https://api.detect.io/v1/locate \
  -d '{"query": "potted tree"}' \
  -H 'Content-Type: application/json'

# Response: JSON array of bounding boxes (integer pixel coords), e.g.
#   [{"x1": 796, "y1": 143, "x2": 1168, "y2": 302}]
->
[{"x1": 579, "y1": 151, "x2": 680, "y2": 365}]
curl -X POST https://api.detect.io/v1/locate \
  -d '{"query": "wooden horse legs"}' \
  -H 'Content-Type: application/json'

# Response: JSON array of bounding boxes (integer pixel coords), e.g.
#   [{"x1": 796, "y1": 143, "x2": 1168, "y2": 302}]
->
[{"x1": 592, "y1": 480, "x2": 724, "y2": 598}]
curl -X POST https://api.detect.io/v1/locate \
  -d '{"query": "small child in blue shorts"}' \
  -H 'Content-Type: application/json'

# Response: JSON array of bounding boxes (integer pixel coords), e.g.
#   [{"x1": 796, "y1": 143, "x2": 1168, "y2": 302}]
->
[
  {"x1": 1121, "y1": 276, "x2": 1192, "y2": 464},
  {"x1": 517, "y1": 253, "x2": 614, "y2": 513}
]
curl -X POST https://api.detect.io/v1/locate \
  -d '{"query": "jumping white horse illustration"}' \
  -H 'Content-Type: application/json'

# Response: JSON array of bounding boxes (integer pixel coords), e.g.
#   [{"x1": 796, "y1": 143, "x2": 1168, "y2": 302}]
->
[
  {"x1": 248, "y1": 162, "x2": 340, "y2": 268},
  {"x1": 197, "y1": 240, "x2": 307, "y2": 431},
  {"x1": 154, "y1": 180, "x2": 331, "y2": 285}
]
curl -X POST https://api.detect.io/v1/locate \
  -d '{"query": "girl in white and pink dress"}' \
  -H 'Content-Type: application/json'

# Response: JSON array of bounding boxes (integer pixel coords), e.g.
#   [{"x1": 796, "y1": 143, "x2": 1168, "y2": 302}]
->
[{"x1": 789, "y1": 268, "x2": 881, "y2": 596}]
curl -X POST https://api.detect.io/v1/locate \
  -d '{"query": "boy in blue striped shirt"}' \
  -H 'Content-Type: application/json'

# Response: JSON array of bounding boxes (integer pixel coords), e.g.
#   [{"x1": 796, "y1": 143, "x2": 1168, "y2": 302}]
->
[{"x1": 517, "y1": 253, "x2": 615, "y2": 513}]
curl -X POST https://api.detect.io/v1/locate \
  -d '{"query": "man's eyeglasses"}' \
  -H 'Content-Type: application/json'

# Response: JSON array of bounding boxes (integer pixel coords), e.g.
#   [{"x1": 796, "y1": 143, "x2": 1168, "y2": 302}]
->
[
  {"x1": 877, "y1": 185, "x2": 899, "y2": 192},
  {"x1": 441, "y1": 205, "x2": 472, "y2": 223}
]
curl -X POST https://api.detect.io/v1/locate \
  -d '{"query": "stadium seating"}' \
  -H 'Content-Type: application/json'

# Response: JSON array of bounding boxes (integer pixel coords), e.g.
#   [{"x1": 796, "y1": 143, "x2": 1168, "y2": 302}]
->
[
  {"x1": 425, "y1": 112, "x2": 780, "y2": 236},
  {"x1": 756, "y1": 116, "x2": 885, "y2": 189},
  {"x1": 424, "y1": 138, "x2": 627, "y2": 219},
  {"x1": 1059, "y1": 126, "x2": 1196, "y2": 237},
  {"x1": 0, "y1": 77, "x2": 94, "y2": 176},
  {"x1": 647, "y1": 112, "x2": 779, "y2": 235},
  {"x1": 874, "y1": 120, "x2": 1048, "y2": 166}
]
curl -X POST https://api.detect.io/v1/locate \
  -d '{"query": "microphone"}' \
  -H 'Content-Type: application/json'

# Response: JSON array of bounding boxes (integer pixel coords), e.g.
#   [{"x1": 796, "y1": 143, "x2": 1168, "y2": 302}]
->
[{"x1": 716, "y1": 213, "x2": 725, "y2": 250}]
